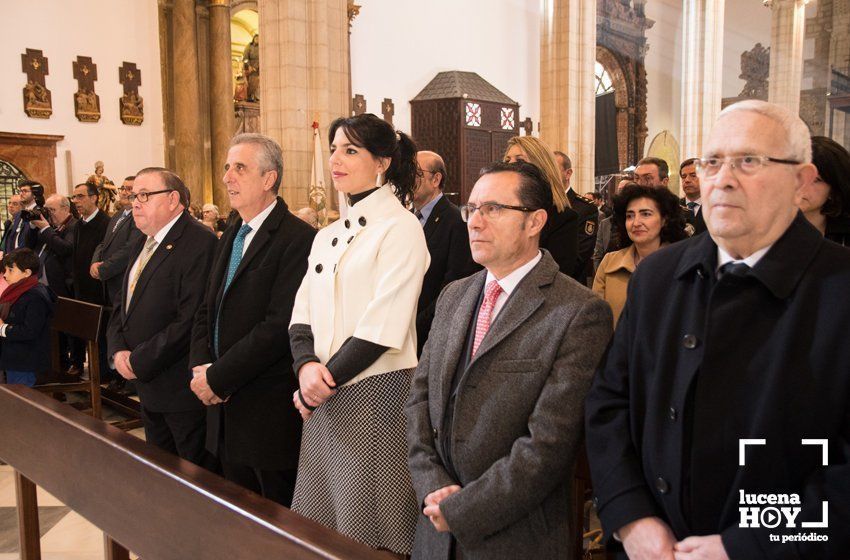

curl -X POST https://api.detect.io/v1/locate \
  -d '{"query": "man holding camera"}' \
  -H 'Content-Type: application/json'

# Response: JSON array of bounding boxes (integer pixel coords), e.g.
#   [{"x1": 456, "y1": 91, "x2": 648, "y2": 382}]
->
[{"x1": 3, "y1": 181, "x2": 43, "y2": 255}]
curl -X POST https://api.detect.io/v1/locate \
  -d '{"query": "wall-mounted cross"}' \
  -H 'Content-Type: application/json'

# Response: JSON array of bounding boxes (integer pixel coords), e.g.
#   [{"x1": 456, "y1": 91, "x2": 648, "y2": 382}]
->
[
  {"x1": 119, "y1": 61, "x2": 142, "y2": 94},
  {"x1": 382, "y1": 98, "x2": 395, "y2": 126},
  {"x1": 352, "y1": 94, "x2": 366, "y2": 116},
  {"x1": 73, "y1": 56, "x2": 98, "y2": 93}
]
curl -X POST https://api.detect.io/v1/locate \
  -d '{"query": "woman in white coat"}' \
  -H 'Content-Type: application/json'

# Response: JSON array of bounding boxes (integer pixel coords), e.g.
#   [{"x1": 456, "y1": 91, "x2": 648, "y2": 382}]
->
[{"x1": 289, "y1": 113, "x2": 429, "y2": 556}]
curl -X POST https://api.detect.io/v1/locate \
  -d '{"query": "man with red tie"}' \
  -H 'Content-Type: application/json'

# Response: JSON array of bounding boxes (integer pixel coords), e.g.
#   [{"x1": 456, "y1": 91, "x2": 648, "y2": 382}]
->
[{"x1": 406, "y1": 161, "x2": 613, "y2": 560}]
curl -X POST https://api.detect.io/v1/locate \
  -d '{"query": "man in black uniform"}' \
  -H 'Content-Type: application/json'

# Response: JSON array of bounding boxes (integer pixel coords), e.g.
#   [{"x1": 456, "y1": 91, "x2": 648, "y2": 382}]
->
[{"x1": 555, "y1": 151, "x2": 598, "y2": 284}]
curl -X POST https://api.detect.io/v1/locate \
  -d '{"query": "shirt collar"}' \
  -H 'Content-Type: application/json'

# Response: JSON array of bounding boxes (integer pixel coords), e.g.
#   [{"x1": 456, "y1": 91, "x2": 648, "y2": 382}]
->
[
  {"x1": 686, "y1": 198, "x2": 701, "y2": 206},
  {"x1": 152, "y1": 211, "x2": 183, "y2": 244},
  {"x1": 485, "y1": 251, "x2": 543, "y2": 297},
  {"x1": 245, "y1": 198, "x2": 277, "y2": 232},
  {"x1": 675, "y1": 212, "x2": 824, "y2": 299},
  {"x1": 417, "y1": 192, "x2": 443, "y2": 223},
  {"x1": 83, "y1": 208, "x2": 100, "y2": 223},
  {"x1": 716, "y1": 244, "x2": 771, "y2": 272}
]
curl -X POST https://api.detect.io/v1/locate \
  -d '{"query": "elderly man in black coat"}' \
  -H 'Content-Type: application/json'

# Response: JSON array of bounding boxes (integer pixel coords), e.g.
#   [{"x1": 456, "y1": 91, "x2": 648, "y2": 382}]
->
[{"x1": 585, "y1": 100, "x2": 850, "y2": 560}]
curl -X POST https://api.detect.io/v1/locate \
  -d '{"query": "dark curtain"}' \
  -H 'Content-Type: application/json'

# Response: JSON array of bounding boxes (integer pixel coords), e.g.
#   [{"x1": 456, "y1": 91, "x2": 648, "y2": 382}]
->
[{"x1": 595, "y1": 92, "x2": 619, "y2": 176}]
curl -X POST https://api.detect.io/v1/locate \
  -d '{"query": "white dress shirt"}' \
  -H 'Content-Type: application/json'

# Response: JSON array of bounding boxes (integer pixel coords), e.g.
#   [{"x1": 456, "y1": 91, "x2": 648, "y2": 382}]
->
[
  {"x1": 82, "y1": 208, "x2": 100, "y2": 223},
  {"x1": 240, "y1": 199, "x2": 277, "y2": 256},
  {"x1": 484, "y1": 250, "x2": 543, "y2": 321}
]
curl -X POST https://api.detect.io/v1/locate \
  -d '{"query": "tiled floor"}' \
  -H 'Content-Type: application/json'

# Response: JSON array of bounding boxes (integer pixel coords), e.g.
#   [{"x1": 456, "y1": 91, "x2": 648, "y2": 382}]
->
[{"x1": 0, "y1": 394, "x2": 144, "y2": 560}]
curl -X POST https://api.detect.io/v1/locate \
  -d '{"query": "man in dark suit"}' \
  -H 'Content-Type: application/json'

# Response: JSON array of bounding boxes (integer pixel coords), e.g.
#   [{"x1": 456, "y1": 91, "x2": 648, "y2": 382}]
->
[
  {"x1": 3, "y1": 181, "x2": 43, "y2": 254},
  {"x1": 190, "y1": 133, "x2": 315, "y2": 506},
  {"x1": 31, "y1": 194, "x2": 77, "y2": 371},
  {"x1": 406, "y1": 162, "x2": 613, "y2": 560},
  {"x1": 31, "y1": 194, "x2": 77, "y2": 298},
  {"x1": 71, "y1": 182, "x2": 110, "y2": 305},
  {"x1": 555, "y1": 151, "x2": 598, "y2": 283},
  {"x1": 91, "y1": 176, "x2": 143, "y2": 307},
  {"x1": 1, "y1": 194, "x2": 23, "y2": 249},
  {"x1": 107, "y1": 168, "x2": 217, "y2": 469},
  {"x1": 413, "y1": 150, "x2": 480, "y2": 356},
  {"x1": 585, "y1": 100, "x2": 850, "y2": 560},
  {"x1": 679, "y1": 157, "x2": 707, "y2": 234}
]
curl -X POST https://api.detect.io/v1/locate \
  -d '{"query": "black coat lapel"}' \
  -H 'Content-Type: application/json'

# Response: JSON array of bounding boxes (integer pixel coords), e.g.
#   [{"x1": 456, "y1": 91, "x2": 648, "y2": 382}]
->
[{"x1": 423, "y1": 195, "x2": 450, "y2": 241}]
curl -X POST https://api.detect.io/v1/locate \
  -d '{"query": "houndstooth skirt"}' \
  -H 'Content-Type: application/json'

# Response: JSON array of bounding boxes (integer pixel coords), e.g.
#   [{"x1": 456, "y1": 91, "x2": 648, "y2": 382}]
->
[{"x1": 291, "y1": 369, "x2": 418, "y2": 554}]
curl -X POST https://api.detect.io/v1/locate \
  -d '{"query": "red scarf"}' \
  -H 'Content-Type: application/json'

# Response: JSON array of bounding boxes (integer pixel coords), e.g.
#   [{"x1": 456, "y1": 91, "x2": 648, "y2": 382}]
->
[{"x1": 0, "y1": 275, "x2": 39, "y2": 321}]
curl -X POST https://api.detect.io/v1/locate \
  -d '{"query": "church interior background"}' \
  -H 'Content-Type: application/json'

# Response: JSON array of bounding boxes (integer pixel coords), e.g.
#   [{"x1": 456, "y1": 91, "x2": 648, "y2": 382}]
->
[{"x1": 0, "y1": 0, "x2": 849, "y2": 557}]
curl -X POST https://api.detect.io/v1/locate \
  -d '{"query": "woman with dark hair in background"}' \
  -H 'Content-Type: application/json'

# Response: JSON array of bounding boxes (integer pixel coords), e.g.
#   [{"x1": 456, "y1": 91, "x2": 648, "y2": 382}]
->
[
  {"x1": 798, "y1": 136, "x2": 850, "y2": 245},
  {"x1": 503, "y1": 136, "x2": 580, "y2": 278},
  {"x1": 288, "y1": 113, "x2": 429, "y2": 556},
  {"x1": 593, "y1": 183, "x2": 686, "y2": 324}
]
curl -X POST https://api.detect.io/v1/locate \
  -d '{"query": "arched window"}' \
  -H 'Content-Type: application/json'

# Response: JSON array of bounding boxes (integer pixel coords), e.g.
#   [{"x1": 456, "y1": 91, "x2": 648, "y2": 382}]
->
[{"x1": 595, "y1": 61, "x2": 615, "y2": 96}]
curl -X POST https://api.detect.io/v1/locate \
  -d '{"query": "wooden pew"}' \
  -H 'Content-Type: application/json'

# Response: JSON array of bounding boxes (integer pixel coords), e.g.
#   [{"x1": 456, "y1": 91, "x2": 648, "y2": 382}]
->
[
  {"x1": 36, "y1": 297, "x2": 105, "y2": 417},
  {"x1": 0, "y1": 385, "x2": 396, "y2": 560}
]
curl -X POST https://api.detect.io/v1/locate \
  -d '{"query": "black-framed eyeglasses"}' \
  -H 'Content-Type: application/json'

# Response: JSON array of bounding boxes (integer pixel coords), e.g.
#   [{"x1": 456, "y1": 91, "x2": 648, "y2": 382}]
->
[
  {"x1": 695, "y1": 155, "x2": 800, "y2": 177},
  {"x1": 460, "y1": 202, "x2": 538, "y2": 222},
  {"x1": 128, "y1": 189, "x2": 174, "y2": 203}
]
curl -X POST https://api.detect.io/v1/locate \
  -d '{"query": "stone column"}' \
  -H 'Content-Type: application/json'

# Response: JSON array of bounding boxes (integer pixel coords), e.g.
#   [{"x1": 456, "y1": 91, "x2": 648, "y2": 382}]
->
[
  {"x1": 767, "y1": 0, "x2": 807, "y2": 115},
  {"x1": 680, "y1": 0, "x2": 725, "y2": 159},
  {"x1": 171, "y1": 0, "x2": 205, "y2": 205},
  {"x1": 540, "y1": 0, "x2": 596, "y2": 195},
  {"x1": 259, "y1": 0, "x2": 349, "y2": 207},
  {"x1": 208, "y1": 0, "x2": 235, "y2": 211}
]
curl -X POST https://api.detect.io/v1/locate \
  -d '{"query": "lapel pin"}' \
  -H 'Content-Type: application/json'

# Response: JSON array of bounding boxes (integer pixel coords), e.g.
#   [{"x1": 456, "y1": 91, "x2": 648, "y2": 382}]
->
[
  {"x1": 435, "y1": 217, "x2": 440, "y2": 223},
  {"x1": 166, "y1": 244, "x2": 173, "y2": 250}
]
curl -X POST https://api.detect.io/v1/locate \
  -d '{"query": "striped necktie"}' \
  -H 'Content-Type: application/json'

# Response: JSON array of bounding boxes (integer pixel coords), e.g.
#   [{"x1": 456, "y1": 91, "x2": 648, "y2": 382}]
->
[{"x1": 126, "y1": 237, "x2": 158, "y2": 310}]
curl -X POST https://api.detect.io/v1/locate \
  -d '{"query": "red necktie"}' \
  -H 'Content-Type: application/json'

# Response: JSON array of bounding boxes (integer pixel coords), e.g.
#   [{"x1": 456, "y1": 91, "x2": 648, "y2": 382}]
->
[{"x1": 472, "y1": 280, "x2": 503, "y2": 356}]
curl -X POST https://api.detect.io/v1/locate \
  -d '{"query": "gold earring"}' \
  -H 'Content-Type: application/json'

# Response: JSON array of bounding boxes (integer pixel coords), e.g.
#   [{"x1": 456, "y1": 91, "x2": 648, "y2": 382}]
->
[{"x1": 375, "y1": 172, "x2": 383, "y2": 187}]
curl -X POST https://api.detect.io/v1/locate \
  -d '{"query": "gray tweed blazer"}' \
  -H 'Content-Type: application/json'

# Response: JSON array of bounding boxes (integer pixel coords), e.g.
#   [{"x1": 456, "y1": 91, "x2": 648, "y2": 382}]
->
[{"x1": 406, "y1": 250, "x2": 613, "y2": 560}]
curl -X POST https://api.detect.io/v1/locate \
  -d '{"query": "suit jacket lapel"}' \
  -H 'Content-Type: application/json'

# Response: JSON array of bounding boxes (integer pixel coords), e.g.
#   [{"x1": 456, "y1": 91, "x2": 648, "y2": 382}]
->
[
  {"x1": 103, "y1": 211, "x2": 130, "y2": 250},
  {"x1": 436, "y1": 271, "x2": 485, "y2": 422},
  {"x1": 467, "y1": 256, "x2": 554, "y2": 366},
  {"x1": 124, "y1": 213, "x2": 188, "y2": 320}
]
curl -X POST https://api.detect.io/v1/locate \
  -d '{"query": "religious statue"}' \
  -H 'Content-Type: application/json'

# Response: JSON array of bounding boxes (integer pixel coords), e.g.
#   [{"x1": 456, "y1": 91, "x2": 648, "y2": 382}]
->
[
  {"x1": 308, "y1": 184, "x2": 328, "y2": 227},
  {"x1": 87, "y1": 161, "x2": 117, "y2": 213},
  {"x1": 738, "y1": 43, "x2": 770, "y2": 100},
  {"x1": 21, "y1": 49, "x2": 52, "y2": 119},
  {"x1": 234, "y1": 74, "x2": 248, "y2": 102},
  {"x1": 119, "y1": 62, "x2": 144, "y2": 126},
  {"x1": 243, "y1": 34, "x2": 260, "y2": 102},
  {"x1": 72, "y1": 56, "x2": 101, "y2": 122}
]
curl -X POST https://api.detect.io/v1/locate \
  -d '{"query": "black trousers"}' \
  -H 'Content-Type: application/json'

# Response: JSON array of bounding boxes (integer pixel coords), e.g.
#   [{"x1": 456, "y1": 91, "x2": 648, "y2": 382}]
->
[
  {"x1": 220, "y1": 459, "x2": 297, "y2": 508},
  {"x1": 141, "y1": 406, "x2": 219, "y2": 473}
]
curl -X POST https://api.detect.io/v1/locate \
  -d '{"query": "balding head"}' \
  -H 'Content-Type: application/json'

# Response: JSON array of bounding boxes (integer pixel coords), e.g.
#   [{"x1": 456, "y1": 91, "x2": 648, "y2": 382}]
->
[
  {"x1": 414, "y1": 150, "x2": 447, "y2": 210},
  {"x1": 44, "y1": 193, "x2": 71, "y2": 224}
]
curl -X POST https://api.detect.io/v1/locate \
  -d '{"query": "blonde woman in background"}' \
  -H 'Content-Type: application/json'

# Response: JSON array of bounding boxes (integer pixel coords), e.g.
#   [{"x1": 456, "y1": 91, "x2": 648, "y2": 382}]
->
[{"x1": 504, "y1": 136, "x2": 579, "y2": 276}]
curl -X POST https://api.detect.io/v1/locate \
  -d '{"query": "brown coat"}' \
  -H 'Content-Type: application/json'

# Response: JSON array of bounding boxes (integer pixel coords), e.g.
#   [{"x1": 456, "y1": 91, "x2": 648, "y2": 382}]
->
[{"x1": 592, "y1": 246, "x2": 637, "y2": 326}]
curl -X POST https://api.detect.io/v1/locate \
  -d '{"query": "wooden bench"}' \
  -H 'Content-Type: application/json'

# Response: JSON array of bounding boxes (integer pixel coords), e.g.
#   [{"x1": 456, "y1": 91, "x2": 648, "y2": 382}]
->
[{"x1": 0, "y1": 385, "x2": 396, "y2": 560}]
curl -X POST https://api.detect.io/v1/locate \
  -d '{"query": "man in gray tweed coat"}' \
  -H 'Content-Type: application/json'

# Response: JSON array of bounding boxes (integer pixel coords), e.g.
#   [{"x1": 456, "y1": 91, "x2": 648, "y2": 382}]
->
[{"x1": 406, "y1": 161, "x2": 613, "y2": 560}]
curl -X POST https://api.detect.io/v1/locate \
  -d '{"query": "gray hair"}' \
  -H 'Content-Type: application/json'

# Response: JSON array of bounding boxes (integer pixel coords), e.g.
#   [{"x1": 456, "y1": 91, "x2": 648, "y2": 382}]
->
[
  {"x1": 717, "y1": 100, "x2": 812, "y2": 163},
  {"x1": 46, "y1": 193, "x2": 70, "y2": 209},
  {"x1": 229, "y1": 133, "x2": 284, "y2": 194}
]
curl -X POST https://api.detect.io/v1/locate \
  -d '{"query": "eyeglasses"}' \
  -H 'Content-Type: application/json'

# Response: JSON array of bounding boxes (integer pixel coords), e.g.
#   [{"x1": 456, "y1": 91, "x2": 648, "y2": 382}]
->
[
  {"x1": 695, "y1": 155, "x2": 800, "y2": 177},
  {"x1": 18, "y1": 188, "x2": 32, "y2": 194},
  {"x1": 119, "y1": 186, "x2": 134, "y2": 193},
  {"x1": 460, "y1": 202, "x2": 538, "y2": 222},
  {"x1": 128, "y1": 189, "x2": 174, "y2": 203}
]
